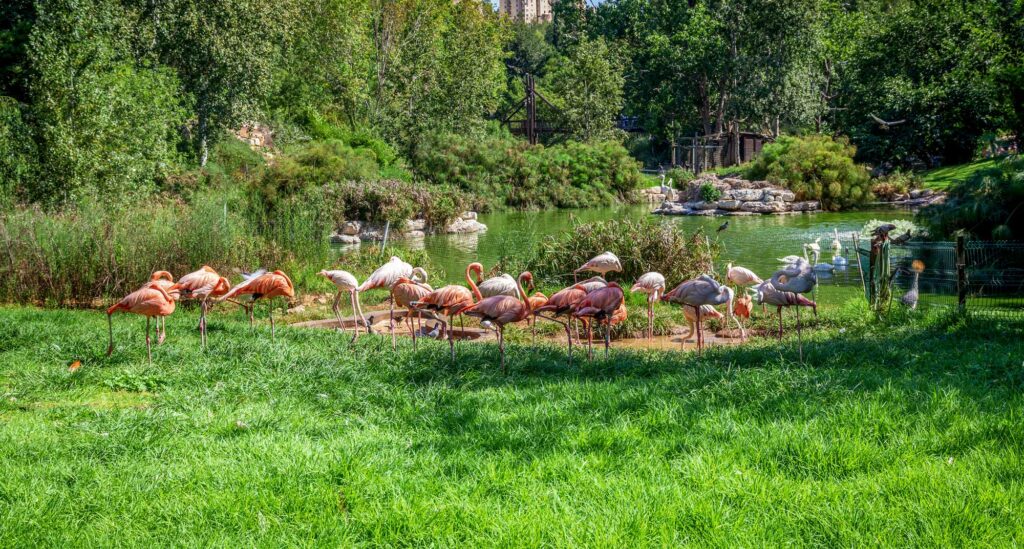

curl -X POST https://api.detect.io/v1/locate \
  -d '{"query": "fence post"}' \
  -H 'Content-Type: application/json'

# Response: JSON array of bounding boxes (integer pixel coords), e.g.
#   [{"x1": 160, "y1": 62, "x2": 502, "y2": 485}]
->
[{"x1": 956, "y1": 235, "x2": 967, "y2": 313}]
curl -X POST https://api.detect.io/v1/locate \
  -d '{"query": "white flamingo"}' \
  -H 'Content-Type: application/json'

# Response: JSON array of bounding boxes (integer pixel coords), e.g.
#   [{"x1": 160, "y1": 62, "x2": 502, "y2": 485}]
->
[
  {"x1": 575, "y1": 251, "x2": 622, "y2": 282},
  {"x1": 769, "y1": 259, "x2": 818, "y2": 360},
  {"x1": 630, "y1": 271, "x2": 665, "y2": 340},
  {"x1": 661, "y1": 275, "x2": 738, "y2": 354},
  {"x1": 478, "y1": 272, "x2": 518, "y2": 298},
  {"x1": 319, "y1": 270, "x2": 364, "y2": 340},
  {"x1": 357, "y1": 256, "x2": 413, "y2": 337}
]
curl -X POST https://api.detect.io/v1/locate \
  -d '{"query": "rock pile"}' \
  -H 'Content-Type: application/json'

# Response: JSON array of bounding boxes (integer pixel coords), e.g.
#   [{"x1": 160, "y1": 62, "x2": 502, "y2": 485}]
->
[
  {"x1": 885, "y1": 188, "x2": 946, "y2": 207},
  {"x1": 652, "y1": 174, "x2": 820, "y2": 216},
  {"x1": 330, "y1": 211, "x2": 487, "y2": 245}
]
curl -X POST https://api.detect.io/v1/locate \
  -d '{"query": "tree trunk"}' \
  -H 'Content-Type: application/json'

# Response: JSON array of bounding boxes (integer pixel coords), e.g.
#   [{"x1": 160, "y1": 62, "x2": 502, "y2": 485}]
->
[{"x1": 198, "y1": 112, "x2": 209, "y2": 168}]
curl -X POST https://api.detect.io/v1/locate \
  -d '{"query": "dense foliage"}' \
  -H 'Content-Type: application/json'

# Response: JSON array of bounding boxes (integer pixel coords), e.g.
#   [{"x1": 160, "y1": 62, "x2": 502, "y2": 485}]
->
[
  {"x1": 410, "y1": 133, "x2": 643, "y2": 211},
  {"x1": 920, "y1": 156, "x2": 1024, "y2": 240},
  {"x1": 746, "y1": 135, "x2": 872, "y2": 211}
]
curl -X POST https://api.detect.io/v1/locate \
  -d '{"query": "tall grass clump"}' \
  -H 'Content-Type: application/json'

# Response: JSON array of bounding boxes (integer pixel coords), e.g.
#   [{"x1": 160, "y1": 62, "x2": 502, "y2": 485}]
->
[{"x1": 518, "y1": 217, "x2": 719, "y2": 285}]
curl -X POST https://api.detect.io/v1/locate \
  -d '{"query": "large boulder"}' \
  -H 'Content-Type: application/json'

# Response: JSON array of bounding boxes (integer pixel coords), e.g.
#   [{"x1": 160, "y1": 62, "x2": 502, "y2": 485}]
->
[
  {"x1": 718, "y1": 199, "x2": 742, "y2": 211},
  {"x1": 741, "y1": 201, "x2": 787, "y2": 213},
  {"x1": 728, "y1": 188, "x2": 764, "y2": 202},
  {"x1": 340, "y1": 221, "x2": 361, "y2": 236},
  {"x1": 446, "y1": 217, "x2": 488, "y2": 234}
]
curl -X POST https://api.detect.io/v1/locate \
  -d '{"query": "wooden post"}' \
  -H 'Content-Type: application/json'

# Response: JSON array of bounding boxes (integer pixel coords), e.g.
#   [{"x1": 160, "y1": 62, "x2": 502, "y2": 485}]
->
[{"x1": 956, "y1": 235, "x2": 967, "y2": 313}]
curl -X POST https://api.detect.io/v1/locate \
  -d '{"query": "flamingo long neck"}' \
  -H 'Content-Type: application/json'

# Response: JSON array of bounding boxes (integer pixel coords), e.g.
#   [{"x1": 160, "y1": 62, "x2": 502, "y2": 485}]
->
[
  {"x1": 465, "y1": 265, "x2": 483, "y2": 301},
  {"x1": 152, "y1": 271, "x2": 173, "y2": 282},
  {"x1": 516, "y1": 273, "x2": 530, "y2": 308}
]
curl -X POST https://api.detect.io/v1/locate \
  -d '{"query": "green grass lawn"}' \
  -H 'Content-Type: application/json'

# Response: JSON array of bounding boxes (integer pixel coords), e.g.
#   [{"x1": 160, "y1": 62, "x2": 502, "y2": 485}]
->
[
  {"x1": 920, "y1": 157, "x2": 1005, "y2": 190},
  {"x1": 1, "y1": 303, "x2": 1023, "y2": 546}
]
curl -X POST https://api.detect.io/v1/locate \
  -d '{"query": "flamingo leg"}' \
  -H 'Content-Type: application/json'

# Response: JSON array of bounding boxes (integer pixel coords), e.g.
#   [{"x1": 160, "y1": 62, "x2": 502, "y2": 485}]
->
[
  {"x1": 587, "y1": 320, "x2": 593, "y2": 361},
  {"x1": 247, "y1": 303, "x2": 254, "y2": 331},
  {"x1": 390, "y1": 297, "x2": 396, "y2": 350},
  {"x1": 598, "y1": 319, "x2": 606, "y2": 358},
  {"x1": 539, "y1": 313, "x2": 573, "y2": 367},
  {"x1": 200, "y1": 299, "x2": 208, "y2": 350},
  {"x1": 269, "y1": 301, "x2": 276, "y2": 339},
  {"x1": 158, "y1": 316, "x2": 167, "y2": 345},
  {"x1": 354, "y1": 291, "x2": 370, "y2": 334},
  {"x1": 796, "y1": 305, "x2": 803, "y2": 362},
  {"x1": 448, "y1": 315, "x2": 456, "y2": 361},
  {"x1": 777, "y1": 306, "x2": 784, "y2": 340},
  {"x1": 349, "y1": 292, "x2": 360, "y2": 343},
  {"x1": 696, "y1": 307, "x2": 702, "y2": 356},
  {"x1": 107, "y1": 313, "x2": 115, "y2": 356},
  {"x1": 145, "y1": 316, "x2": 152, "y2": 364},
  {"x1": 499, "y1": 325, "x2": 506, "y2": 375},
  {"x1": 332, "y1": 291, "x2": 345, "y2": 333}
]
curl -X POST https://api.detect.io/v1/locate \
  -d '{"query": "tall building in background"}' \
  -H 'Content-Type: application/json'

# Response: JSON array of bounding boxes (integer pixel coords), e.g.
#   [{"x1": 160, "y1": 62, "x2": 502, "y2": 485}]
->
[{"x1": 498, "y1": 0, "x2": 552, "y2": 23}]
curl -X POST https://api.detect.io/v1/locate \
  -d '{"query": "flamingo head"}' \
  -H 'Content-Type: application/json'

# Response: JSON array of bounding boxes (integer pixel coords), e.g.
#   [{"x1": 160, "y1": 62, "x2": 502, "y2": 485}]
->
[
  {"x1": 411, "y1": 267, "x2": 428, "y2": 283},
  {"x1": 318, "y1": 270, "x2": 330, "y2": 278},
  {"x1": 518, "y1": 271, "x2": 534, "y2": 291},
  {"x1": 201, "y1": 265, "x2": 216, "y2": 273},
  {"x1": 467, "y1": 262, "x2": 484, "y2": 282}
]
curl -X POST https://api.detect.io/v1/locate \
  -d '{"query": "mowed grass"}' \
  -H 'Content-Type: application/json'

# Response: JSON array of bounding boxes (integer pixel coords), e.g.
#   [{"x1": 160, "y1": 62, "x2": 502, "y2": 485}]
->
[
  {"x1": 1, "y1": 303, "x2": 1023, "y2": 546},
  {"x1": 920, "y1": 157, "x2": 1005, "y2": 190}
]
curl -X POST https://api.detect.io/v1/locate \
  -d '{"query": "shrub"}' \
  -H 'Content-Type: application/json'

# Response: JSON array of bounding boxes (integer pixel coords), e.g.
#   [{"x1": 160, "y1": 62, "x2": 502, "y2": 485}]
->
[
  {"x1": 920, "y1": 156, "x2": 1024, "y2": 240},
  {"x1": 512, "y1": 217, "x2": 719, "y2": 286},
  {"x1": 871, "y1": 170, "x2": 922, "y2": 201},
  {"x1": 665, "y1": 167, "x2": 695, "y2": 187},
  {"x1": 860, "y1": 219, "x2": 923, "y2": 239},
  {"x1": 746, "y1": 135, "x2": 872, "y2": 211},
  {"x1": 699, "y1": 182, "x2": 722, "y2": 202},
  {"x1": 410, "y1": 133, "x2": 644, "y2": 211}
]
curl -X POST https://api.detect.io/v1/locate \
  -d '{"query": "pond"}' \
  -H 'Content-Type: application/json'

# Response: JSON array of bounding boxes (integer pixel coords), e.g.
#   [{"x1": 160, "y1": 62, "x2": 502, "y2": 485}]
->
[{"x1": 346, "y1": 204, "x2": 916, "y2": 305}]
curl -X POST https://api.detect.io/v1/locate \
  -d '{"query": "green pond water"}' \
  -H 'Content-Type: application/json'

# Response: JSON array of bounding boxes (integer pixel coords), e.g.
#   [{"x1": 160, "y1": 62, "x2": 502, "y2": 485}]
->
[{"x1": 349, "y1": 205, "x2": 915, "y2": 305}]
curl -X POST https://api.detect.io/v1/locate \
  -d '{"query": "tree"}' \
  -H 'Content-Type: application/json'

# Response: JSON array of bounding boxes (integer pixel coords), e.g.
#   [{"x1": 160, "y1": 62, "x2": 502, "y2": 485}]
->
[
  {"x1": 29, "y1": 0, "x2": 186, "y2": 204},
  {"x1": 546, "y1": 37, "x2": 624, "y2": 142},
  {"x1": 151, "y1": 0, "x2": 278, "y2": 166}
]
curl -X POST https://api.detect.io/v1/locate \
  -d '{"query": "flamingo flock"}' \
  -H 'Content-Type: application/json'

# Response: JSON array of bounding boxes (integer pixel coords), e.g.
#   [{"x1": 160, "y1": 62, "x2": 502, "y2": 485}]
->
[{"x1": 103, "y1": 245, "x2": 836, "y2": 370}]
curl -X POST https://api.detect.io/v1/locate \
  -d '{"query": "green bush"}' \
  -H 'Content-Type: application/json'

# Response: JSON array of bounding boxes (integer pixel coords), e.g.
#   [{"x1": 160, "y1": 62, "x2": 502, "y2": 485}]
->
[
  {"x1": 871, "y1": 170, "x2": 922, "y2": 201},
  {"x1": 665, "y1": 168, "x2": 695, "y2": 187},
  {"x1": 746, "y1": 135, "x2": 872, "y2": 211},
  {"x1": 410, "y1": 133, "x2": 644, "y2": 211},
  {"x1": 920, "y1": 156, "x2": 1024, "y2": 240},
  {"x1": 699, "y1": 182, "x2": 722, "y2": 202},
  {"x1": 515, "y1": 217, "x2": 719, "y2": 286},
  {"x1": 0, "y1": 98, "x2": 37, "y2": 206}
]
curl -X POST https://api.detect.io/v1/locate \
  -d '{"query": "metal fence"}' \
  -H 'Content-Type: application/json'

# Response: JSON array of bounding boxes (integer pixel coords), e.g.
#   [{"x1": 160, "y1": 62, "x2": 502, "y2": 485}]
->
[
  {"x1": 878, "y1": 238, "x2": 1024, "y2": 317},
  {"x1": 777, "y1": 230, "x2": 1024, "y2": 318}
]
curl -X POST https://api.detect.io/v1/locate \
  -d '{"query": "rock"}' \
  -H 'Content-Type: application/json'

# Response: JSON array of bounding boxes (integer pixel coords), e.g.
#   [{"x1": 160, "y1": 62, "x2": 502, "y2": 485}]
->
[
  {"x1": 790, "y1": 201, "x2": 820, "y2": 212},
  {"x1": 286, "y1": 304, "x2": 306, "y2": 315},
  {"x1": 741, "y1": 201, "x2": 787, "y2": 213},
  {"x1": 461, "y1": 211, "x2": 478, "y2": 220},
  {"x1": 694, "y1": 201, "x2": 719, "y2": 210},
  {"x1": 722, "y1": 177, "x2": 749, "y2": 188},
  {"x1": 340, "y1": 221, "x2": 361, "y2": 236},
  {"x1": 729, "y1": 188, "x2": 764, "y2": 201},
  {"x1": 909, "y1": 189, "x2": 923, "y2": 199},
  {"x1": 920, "y1": 188, "x2": 934, "y2": 197},
  {"x1": 446, "y1": 217, "x2": 488, "y2": 234},
  {"x1": 405, "y1": 218, "x2": 426, "y2": 232},
  {"x1": 330, "y1": 233, "x2": 360, "y2": 245},
  {"x1": 718, "y1": 199, "x2": 742, "y2": 211}
]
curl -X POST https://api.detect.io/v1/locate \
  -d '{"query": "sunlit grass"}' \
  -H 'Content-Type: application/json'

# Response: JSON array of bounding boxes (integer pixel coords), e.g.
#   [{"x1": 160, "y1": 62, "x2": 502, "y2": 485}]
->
[
  {"x1": 921, "y1": 157, "x2": 1005, "y2": 190},
  {"x1": 1, "y1": 303, "x2": 1022, "y2": 545}
]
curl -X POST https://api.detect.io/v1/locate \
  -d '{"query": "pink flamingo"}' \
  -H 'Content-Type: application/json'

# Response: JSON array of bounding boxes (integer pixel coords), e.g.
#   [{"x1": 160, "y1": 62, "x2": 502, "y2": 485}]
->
[
  {"x1": 411, "y1": 263, "x2": 484, "y2": 360},
  {"x1": 463, "y1": 272, "x2": 535, "y2": 374},
  {"x1": 169, "y1": 266, "x2": 232, "y2": 348},
  {"x1": 756, "y1": 280, "x2": 816, "y2": 360},
  {"x1": 572, "y1": 282, "x2": 625, "y2": 359},
  {"x1": 142, "y1": 271, "x2": 179, "y2": 344},
  {"x1": 218, "y1": 270, "x2": 295, "y2": 338},
  {"x1": 106, "y1": 282, "x2": 176, "y2": 363},
  {"x1": 390, "y1": 274, "x2": 433, "y2": 349},
  {"x1": 534, "y1": 284, "x2": 588, "y2": 365}
]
